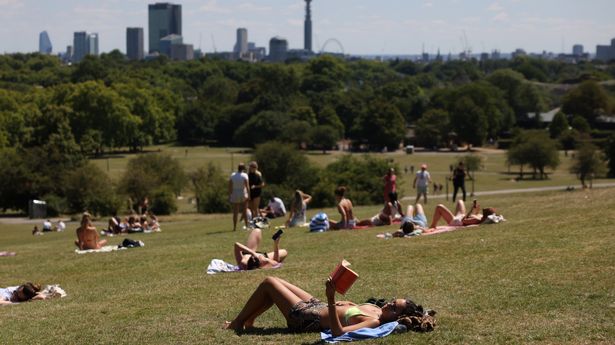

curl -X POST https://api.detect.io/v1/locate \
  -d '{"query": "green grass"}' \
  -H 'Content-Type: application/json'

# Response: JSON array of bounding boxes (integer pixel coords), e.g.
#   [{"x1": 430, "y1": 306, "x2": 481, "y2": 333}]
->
[{"x1": 1, "y1": 188, "x2": 614, "y2": 344}]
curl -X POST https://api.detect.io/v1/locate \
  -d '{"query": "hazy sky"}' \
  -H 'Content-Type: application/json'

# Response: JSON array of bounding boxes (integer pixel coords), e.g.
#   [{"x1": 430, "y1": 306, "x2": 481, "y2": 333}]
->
[{"x1": 1, "y1": 0, "x2": 614, "y2": 55}]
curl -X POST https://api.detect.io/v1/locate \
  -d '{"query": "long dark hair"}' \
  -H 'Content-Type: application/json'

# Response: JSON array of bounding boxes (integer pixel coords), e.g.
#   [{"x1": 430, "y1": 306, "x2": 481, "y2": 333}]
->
[
  {"x1": 366, "y1": 297, "x2": 437, "y2": 332},
  {"x1": 13, "y1": 282, "x2": 41, "y2": 302}
]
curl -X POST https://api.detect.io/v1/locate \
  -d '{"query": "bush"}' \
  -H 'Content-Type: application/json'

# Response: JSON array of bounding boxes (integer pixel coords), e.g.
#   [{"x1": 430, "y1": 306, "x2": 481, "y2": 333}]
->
[
  {"x1": 150, "y1": 188, "x2": 177, "y2": 215},
  {"x1": 42, "y1": 194, "x2": 67, "y2": 217},
  {"x1": 192, "y1": 163, "x2": 230, "y2": 214},
  {"x1": 63, "y1": 163, "x2": 120, "y2": 216},
  {"x1": 118, "y1": 154, "x2": 187, "y2": 213},
  {"x1": 316, "y1": 155, "x2": 397, "y2": 206}
]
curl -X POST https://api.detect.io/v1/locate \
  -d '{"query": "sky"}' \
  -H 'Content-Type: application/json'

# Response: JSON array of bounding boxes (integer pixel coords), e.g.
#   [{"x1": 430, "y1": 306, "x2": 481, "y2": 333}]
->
[{"x1": 1, "y1": 0, "x2": 615, "y2": 56}]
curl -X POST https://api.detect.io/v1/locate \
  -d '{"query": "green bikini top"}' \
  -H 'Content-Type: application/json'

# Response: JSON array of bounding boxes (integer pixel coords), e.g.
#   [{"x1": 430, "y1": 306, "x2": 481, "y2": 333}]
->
[{"x1": 343, "y1": 304, "x2": 379, "y2": 324}]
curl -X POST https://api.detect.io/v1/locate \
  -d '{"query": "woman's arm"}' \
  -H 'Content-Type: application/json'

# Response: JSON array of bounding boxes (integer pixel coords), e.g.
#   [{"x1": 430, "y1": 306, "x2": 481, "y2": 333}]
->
[
  {"x1": 285, "y1": 205, "x2": 295, "y2": 226},
  {"x1": 325, "y1": 278, "x2": 379, "y2": 336},
  {"x1": 337, "y1": 203, "x2": 347, "y2": 223},
  {"x1": 272, "y1": 237, "x2": 280, "y2": 262},
  {"x1": 303, "y1": 193, "x2": 312, "y2": 204},
  {"x1": 234, "y1": 242, "x2": 257, "y2": 267}
]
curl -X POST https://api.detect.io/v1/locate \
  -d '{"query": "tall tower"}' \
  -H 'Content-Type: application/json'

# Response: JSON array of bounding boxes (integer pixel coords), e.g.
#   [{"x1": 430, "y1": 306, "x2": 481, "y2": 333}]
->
[
  {"x1": 73, "y1": 31, "x2": 88, "y2": 63},
  {"x1": 127, "y1": 27, "x2": 145, "y2": 60},
  {"x1": 148, "y1": 3, "x2": 182, "y2": 53},
  {"x1": 234, "y1": 28, "x2": 248, "y2": 55},
  {"x1": 39, "y1": 31, "x2": 52, "y2": 54},
  {"x1": 304, "y1": 0, "x2": 312, "y2": 52}
]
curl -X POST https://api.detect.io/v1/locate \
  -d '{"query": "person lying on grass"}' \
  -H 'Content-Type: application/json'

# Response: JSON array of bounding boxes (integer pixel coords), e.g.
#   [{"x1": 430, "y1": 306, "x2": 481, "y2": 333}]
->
[
  {"x1": 234, "y1": 228, "x2": 287, "y2": 270},
  {"x1": 392, "y1": 203, "x2": 429, "y2": 237},
  {"x1": 356, "y1": 192, "x2": 405, "y2": 228},
  {"x1": 0, "y1": 282, "x2": 46, "y2": 305},
  {"x1": 224, "y1": 276, "x2": 435, "y2": 336},
  {"x1": 75, "y1": 212, "x2": 107, "y2": 250},
  {"x1": 427, "y1": 199, "x2": 495, "y2": 231}
]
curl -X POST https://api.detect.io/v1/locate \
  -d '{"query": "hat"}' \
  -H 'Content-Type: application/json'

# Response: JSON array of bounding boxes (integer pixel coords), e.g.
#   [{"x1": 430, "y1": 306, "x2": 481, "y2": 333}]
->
[{"x1": 420, "y1": 164, "x2": 427, "y2": 169}]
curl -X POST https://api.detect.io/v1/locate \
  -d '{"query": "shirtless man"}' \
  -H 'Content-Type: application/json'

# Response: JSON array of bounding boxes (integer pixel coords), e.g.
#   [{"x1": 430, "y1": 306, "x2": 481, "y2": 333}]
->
[
  {"x1": 74, "y1": 212, "x2": 107, "y2": 250},
  {"x1": 329, "y1": 187, "x2": 357, "y2": 230}
]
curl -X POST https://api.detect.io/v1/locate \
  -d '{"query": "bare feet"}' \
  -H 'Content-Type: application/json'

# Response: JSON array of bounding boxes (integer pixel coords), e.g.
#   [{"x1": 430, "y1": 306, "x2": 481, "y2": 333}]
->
[{"x1": 223, "y1": 320, "x2": 243, "y2": 331}]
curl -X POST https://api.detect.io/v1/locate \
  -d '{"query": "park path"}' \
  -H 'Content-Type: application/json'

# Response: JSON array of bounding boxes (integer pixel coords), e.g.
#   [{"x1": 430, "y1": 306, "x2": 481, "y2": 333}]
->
[
  {"x1": 2, "y1": 183, "x2": 615, "y2": 225},
  {"x1": 400, "y1": 182, "x2": 615, "y2": 201}
]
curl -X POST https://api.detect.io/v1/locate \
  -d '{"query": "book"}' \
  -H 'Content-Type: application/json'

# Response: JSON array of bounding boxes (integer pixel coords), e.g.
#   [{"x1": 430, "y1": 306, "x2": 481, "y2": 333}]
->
[{"x1": 330, "y1": 259, "x2": 359, "y2": 295}]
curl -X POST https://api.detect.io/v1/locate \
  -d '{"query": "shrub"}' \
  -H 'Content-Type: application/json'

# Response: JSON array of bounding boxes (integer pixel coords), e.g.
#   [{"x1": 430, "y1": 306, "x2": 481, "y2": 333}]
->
[
  {"x1": 63, "y1": 163, "x2": 120, "y2": 216},
  {"x1": 150, "y1": 188, "x2": 177, "y2": 215},
  {"x1": 42, "y1": 194, "x2": 67, "y2": 217},
  {"x1": 191, "y1": 163, "x2": 230, "y2": 214},
  {"x1": 253, "y1": 141, "x2": 321, "y2": 192},
  {"x1": 118, "y1": 154, "x2": 187, "y2": 213}
]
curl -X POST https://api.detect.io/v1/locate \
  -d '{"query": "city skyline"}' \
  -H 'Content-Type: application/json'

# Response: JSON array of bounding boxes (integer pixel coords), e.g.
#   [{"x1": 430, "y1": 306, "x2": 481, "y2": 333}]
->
[{"x1": 1, "y1": 0, "x2": 615, "y2": 56}]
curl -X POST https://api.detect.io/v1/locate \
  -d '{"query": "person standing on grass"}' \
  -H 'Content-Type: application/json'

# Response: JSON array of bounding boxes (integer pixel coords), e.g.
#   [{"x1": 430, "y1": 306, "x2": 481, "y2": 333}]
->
[
  {"x1": 451, "y1": 162, "x2": 469, "y2": 202},
  {"x1": 383, "y1": 168, "x2": 397, "y2": 203},
  {"x1": 413, "y1": 164, "x2": 431, "y2": 205},
  {"x1": 247, "y1": 161, "x2": 265, "y2": 220},
  {"x1": 228, "y1": 163, "x2": 250, "y2": 231}
]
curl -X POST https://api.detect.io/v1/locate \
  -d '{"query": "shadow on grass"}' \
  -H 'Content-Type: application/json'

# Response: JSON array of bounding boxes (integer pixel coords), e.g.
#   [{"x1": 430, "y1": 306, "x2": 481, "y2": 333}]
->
[
  {"x1": 205, "y1": 230, "x2": 241, "y2": 236},
  {"x1": 234, "y1": 326, "x2": 292, "y2": 336}
]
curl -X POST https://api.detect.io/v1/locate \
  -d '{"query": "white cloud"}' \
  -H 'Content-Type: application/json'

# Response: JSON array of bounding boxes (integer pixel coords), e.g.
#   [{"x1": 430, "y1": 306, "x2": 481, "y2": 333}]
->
[
  {"x1": 492, "y1": 12, "x2": 509, "y2": 22},
  {"x1": 237, "y1": 3, "x2": 273, "y2": 12},
  {"x1": 0, "y1": 0, "x2": 23, "y2": 7},
  {"x1": 198, "y1": 0, "x2": 231, "y2": 14}
]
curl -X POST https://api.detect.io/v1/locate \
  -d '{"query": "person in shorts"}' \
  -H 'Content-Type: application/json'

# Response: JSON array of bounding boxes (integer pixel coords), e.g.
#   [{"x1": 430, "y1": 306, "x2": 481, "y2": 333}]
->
[{"x1": 413, "y1": 164, "x2": 431, "y2": 205}]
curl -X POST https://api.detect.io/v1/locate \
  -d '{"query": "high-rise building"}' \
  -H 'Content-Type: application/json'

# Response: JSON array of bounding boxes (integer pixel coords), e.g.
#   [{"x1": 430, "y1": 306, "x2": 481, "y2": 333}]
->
[
  {"x1": 148, "y1": 2, "x2": 182, "y2": 53},
  {"x1": 127, "y1": 27, "x2": 145, "y2": 60},
  {"x1": 171, "y1": 43, "x2": 194, "y2": 61},
  {"x1": 572, "y1": 44, "x2": 584, "y2": 56},
  {"x1": 159, "y1": 34, "x2": 183, "y2": 57},
  {"x1": 234, "y1": 28, "x2": 248, "y2": 56},
  {"x1": 269, "y1": 36, "x2": 288, "y2": 62},
  {"x1": 39, "y1": 31, "x2": 52, "y2": 54},
  {"x1": 596, "y1": 38, "x2": 615, "y2": 61},
  {"x1": 73, "y1": 31, "x2": 88, "y2": 63},
  {"x1": 88, "y1": 33, "x2": 99, "y2": 56},
  {"x1": 304, "y1": 0, "x2": 312, "y2": 52}
]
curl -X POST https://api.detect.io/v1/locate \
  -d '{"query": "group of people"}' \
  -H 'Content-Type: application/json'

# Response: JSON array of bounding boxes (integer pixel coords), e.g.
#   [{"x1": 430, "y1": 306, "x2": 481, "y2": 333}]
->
[
  {"x1": 105, "y1": 212, "x2": 160, "y2": 235},
  {"x1": 228, "y1": 161, "x2": 314, "y2": 231},
  {"x1": 32, "y1": 219, "x2": 66, "y2": 235}
]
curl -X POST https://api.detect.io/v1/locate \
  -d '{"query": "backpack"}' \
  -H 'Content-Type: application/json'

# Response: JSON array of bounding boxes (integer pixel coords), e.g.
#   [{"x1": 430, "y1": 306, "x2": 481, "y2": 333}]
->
[{"x1": 309, "y1": 212, "x2": 329, "y2": 232}]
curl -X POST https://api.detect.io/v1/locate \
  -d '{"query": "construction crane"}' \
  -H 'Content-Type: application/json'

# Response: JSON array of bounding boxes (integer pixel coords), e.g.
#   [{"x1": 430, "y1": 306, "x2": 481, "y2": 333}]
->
[{"x1": 210, "y1": 34, "x2": 217, "y2": 53}]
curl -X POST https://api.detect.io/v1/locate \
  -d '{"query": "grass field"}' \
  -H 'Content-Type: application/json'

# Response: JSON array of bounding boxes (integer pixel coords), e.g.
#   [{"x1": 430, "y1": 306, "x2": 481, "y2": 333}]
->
[
  {"x1": 1, "y1": 188, "x2": 614, "y2": 344},
  {"x1": 89, "y1": 144, "x2": 610, "y2": 214}
]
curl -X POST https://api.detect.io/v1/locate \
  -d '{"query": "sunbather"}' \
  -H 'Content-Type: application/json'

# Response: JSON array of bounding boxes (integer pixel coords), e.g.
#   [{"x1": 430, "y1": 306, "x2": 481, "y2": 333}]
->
[
  {"x1": 234, "y1": 228, "x2": 287, "y2": 270},
  {"x1": 329, "y1": 187, "x2": 358, "y2": 230},
  {"x1": 0, "y1": 282, "x2": 45, "y2": 305},
  {"x1": 428, "y1": 199, "x2": 495, "y2": 229},
  {"x1": 75, "y1": 212, "x2": 107, "y2": 250},
  {"x1": 224, "y1": 276, "x2": 435, "y2": 336},
  {"x1": 393, "y1": 204, "x2": 428, "y2": 237}
]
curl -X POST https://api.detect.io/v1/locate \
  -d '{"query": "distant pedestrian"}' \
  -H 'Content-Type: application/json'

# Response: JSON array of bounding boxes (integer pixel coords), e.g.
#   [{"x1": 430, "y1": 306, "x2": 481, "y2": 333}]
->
[
  {"x1": 451, "y1": 162, "x2": 469, "y2": 202},
  {"x1": 383, "y1": 168, "x2": 397, "y2": 203},
  {"x1": 248, "y1": 161, "x2": 265, "y2": 218},
  {"x1": 404, "y1": 165, "x2": 408, "y2": 174},
  {"x1": 410, "y1": 165, "x2": 415, "y2": 174},
  {"x1": 229, "y1": 163, "x2": 250, "y2": 231},
  {"x1": 413, "y1": 164, "x2": 431, "y2": 204}
]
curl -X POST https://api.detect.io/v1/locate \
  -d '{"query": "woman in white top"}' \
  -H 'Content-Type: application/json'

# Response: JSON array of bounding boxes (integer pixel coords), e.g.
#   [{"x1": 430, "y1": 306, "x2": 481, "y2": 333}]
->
[
  {"x1": 0, "y1": 282, "x2": 45, "y2": 305},
  {"x1": 228, "y1": 163, "x2": 250, "y2": 231},
  {"x1": 285, "y1": 190, "x2": 312, "y2": 227}
]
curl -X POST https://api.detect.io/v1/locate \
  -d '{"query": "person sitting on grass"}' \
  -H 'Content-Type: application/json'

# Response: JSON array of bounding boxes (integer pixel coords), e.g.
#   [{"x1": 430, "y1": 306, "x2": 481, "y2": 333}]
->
[
  {"x1": 233, "y1": 228, "x2": 287, "y2": 270},
  {"x1": 329, "y1": 187, "x2": 358, "y2": 230},
  {"x1": 224, "y1": 276, "x2": 435, "y2": 336},
  {"x1": 428, "y1": 199, "x2": 495, "y2": 230},
  {"x1": 0, "y1": 282, "x2": 46, "y2": 305},
  {"x1": 285, "y1": 190, "x2": 312, "y2": 228},
  {"x1": 75, "y1": 212, "x2": 107, "y2": 250},
  {"x1": 260, "y1": 196, "x2": 286, "y2": 219},
  {"x1": 393, "y1": 204, "x2": 428, "y2": 237}
]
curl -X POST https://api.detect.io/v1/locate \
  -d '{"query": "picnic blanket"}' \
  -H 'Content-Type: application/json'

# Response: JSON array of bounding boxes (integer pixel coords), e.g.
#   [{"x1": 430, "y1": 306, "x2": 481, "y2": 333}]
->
[
  {"x1": 320, "y1": 321, "x2": 399, "y2": 343},
  {"x1": 206, "y1": 259, "x2": 283, "y2": 274},
  {"x1": 0, "y1": 251, "x2": 16, "y2": 257}
]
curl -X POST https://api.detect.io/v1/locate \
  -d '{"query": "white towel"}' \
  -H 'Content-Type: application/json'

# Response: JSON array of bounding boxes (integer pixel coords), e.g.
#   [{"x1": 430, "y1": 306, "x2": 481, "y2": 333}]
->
[{"x1": 75, "y1": 245, "x2": 125, "y2": 254}]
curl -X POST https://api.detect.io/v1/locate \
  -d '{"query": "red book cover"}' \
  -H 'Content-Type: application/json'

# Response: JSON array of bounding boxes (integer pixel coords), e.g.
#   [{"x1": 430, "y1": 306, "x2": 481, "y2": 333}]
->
[{"x1": 330, "y1": 259, "x2": 359, "y2": 295}]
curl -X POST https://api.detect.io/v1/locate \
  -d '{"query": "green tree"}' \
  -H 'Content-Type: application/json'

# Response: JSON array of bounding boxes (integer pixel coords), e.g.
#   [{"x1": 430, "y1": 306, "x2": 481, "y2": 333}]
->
[
  {"x1": 604, "y1": 134, "x2": 615, "y2": 177},
  {"x1": 63, "y1": 163, "x2": 121, "y2": 215},
  {"x1": 310, "y1": 125, "x2": 340, "y2": 153},
  {"x1": 562, "y1": 81, "x2": 610, "y2": 125},
  {"x1": 570, "y1": 143, "x2": 606, "y2": 188},
  {"x1": 252, "y1": 142, "x2": 320, "y2": 193},
  {"x1": 415, "y1": 109, "x2": 449, "y2": 149},
  {"x1": 570, "y1": 115, "x2": 591, "y2": 133},
  {"x1": 507, "y1": 130, "x2": 560, "y2": 179},
  {"x1": 350, "y1": 99, "x2": 405, "y2": 150},
  {"x1": 449, "y1": 96, "x2": 488, "y2": 147},
  {"x1": 549, "y1": 111, "x2": 569, "y2": 138}
]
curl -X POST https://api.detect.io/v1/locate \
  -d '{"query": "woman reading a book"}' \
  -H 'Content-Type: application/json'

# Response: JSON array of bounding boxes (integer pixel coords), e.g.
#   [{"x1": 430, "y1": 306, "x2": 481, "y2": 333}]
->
[
  {"x1": 233, "y1": 228, "x2": 287, "y2": 270},
  {"x1": 224, "y1": 276, "x2": 430, "y2": 336}
]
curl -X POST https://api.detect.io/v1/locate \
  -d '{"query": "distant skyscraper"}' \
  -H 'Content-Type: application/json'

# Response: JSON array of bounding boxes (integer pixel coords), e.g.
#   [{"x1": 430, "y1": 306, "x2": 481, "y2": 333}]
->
[
  {"x1": 73, "y1": 31, "x2": 88, "y2": 63},
  {"x1": 572, "y1": 44, "x2": 583, "y2": 56},
  {"x1": 269, "y1": 36, "x2": 288, "y2": 62},
  {"x1": 304, "y1": 0, "x2": 312, "y2": 52},
  {"x1": 148, "y1": 2, "x2": 182, "y2": 53},
  {"x1": 39, "y1": 31, "x2": 52, "y2": 54},
  {"x1": 171, "y1": 43, "x2": 194, "y2": 61},
  {"x1": 596, "y1": 38, "x2": 615, "y2": 61},
  {"x1": 88, "y1": 33, "x2": 99, "y2": 56},
  {"x1": 234, "y1": 28, "x2": 248, "y2": 55},
  {"x1": 127, "y1": 27, "x2": 145, "y2": 60}
]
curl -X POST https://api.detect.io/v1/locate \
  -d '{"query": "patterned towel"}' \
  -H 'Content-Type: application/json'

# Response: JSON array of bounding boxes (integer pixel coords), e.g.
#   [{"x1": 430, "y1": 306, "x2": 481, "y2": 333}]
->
[{"x1": 206, "y1": 259, "x2": 240, "y2": 274}]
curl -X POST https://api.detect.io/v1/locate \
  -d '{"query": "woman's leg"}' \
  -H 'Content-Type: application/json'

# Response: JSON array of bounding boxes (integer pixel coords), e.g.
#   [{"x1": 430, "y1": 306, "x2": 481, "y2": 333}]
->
[
  {"x1": 266, "y1": 249, "x2": 288, "y2": 263},
  {"x1": 242, "y1": 200, "x2": 249, "y2": 228},
  {"x1": 429, "y1": 204, "x2": 454, "y2": 228},
  {"x1": 406, "y1": 205, "x2": 415, "y2": 217},
  {"x1": 226, "y1": 277, "x2": 305, "y2": 330},
  {"x1": 454, "y1": 200, "x2": 467, "y2": 216},
  {"x1": 251, "y1": 197, "x2": 261, "y2": 219},
  {"x1": 246, "y1": 229, "x2": 262, "y2": 251},
  {"x1": 414, "y1": 203, "x2": 425, "y2": 217},
  {"x1": 232, "y1": 203, "x2": 240, "y2": 231}
]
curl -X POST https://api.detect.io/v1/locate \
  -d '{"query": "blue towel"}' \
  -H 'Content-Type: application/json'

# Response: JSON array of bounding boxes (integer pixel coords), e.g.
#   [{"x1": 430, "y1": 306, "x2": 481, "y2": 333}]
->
[{"x1": 320, "y1": 321, "x2": 398, "y2": 343}]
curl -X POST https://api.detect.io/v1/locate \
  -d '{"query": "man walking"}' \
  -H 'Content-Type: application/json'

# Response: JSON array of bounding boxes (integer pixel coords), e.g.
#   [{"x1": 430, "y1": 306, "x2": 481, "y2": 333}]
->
[{"x1": 413, "y1": 163, "x2": 431, "y2": 204}]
